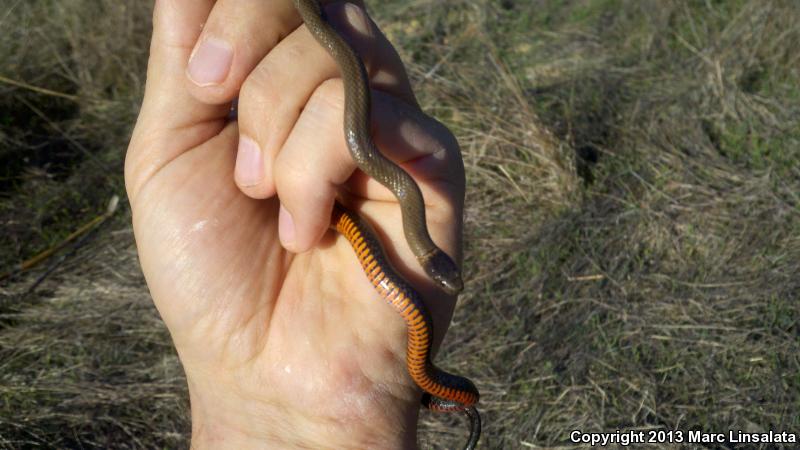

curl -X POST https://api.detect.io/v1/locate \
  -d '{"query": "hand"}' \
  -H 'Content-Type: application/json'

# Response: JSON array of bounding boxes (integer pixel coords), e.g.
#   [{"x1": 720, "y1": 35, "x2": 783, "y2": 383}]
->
[{"x1": 125, "y1": 1, "x2": 464, "y2": 448}]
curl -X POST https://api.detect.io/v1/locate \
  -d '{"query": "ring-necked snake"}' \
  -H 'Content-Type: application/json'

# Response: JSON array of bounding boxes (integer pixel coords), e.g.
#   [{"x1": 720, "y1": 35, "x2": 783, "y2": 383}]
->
[{"x1": 292, "y1": 1, "x2": 481, "y2": 448}]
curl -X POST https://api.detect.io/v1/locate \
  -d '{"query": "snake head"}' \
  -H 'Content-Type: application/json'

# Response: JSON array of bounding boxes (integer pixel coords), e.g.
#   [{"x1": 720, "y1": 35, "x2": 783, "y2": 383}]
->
[{"x1": 422, "y1": 250, "x2": 464, "y2": 295}]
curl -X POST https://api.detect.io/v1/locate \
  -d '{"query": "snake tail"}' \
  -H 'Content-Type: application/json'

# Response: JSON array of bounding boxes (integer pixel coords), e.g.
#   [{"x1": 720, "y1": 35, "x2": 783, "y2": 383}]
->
[{"x1": 423, "y1": 394, "x2": 482, "y2": 450}]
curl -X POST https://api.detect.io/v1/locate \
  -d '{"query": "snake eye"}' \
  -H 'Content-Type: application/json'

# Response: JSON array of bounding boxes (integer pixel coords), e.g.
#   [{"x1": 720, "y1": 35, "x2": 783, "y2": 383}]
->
[{"x1": 437, "y1": 274, "x2": 463, "y2": 296}]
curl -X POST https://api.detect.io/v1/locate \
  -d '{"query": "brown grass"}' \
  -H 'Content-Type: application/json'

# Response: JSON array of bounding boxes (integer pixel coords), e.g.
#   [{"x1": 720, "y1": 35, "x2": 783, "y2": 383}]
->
[{"x1": 2, "y1": 0, "x2": 799, "y2": 448}]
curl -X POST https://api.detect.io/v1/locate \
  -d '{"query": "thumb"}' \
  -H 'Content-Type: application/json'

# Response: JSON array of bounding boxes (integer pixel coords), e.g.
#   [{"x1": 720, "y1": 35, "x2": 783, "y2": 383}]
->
[{"x1": 126, "y1": 0, "x2": 231, "y2": 201}]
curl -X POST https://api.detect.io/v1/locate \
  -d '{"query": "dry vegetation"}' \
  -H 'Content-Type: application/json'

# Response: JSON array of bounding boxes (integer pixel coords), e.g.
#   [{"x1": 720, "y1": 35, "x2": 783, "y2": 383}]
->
[{"x1": 1, "y1": 0, "x2": 799, "y2": 448}]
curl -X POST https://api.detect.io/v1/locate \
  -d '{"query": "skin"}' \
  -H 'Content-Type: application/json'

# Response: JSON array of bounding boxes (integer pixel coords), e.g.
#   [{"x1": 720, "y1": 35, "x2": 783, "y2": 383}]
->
[{"x1": 125, "y1": 1, "x2": 465, "y2": 449}]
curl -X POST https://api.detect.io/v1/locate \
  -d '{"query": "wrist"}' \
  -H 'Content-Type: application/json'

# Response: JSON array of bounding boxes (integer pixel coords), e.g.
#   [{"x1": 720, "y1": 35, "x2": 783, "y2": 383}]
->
[{"x1": 186, "y1": 374, "x2": 420, "y2": 450}]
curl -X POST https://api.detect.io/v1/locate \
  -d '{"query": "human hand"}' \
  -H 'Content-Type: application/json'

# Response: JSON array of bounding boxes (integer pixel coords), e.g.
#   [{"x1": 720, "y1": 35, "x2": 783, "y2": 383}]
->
[{"x1": 125, "y1": 1, "x2": 464, "y2": 448}]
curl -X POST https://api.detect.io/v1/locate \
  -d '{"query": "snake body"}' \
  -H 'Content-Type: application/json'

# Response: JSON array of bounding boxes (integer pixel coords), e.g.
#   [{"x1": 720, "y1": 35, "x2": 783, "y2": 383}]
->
[
  {"x1": 293, "y1": 0, "x2": 463, "y2": 296},
  {"x1": 332, "y1": 204, "x2": 480, "y2": 449},
  {"x1": 292, "y1": 1, "x2": 481, "y2": 448}
]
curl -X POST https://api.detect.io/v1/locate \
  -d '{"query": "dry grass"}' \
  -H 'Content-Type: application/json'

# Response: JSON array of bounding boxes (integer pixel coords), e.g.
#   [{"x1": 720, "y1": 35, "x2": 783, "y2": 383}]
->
[{"x1": 2, "y1": 0, "x2": 799, "y2": 448}]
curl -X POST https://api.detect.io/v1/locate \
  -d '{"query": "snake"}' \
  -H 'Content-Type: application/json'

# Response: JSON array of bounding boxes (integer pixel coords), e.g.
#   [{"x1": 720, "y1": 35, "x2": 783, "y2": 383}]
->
[
  {"x1": 292, "y1": 0, "x2": 481, "y2": 448},
  {"x1": 332, "y1": 204, "x2": 480, "y2": 449}
]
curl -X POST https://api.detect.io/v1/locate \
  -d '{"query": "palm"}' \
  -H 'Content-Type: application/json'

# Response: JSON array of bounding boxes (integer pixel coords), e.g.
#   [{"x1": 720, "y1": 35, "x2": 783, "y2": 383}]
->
[{"x1": 132, "y1": 123, "x2": 427, "y2": 431}]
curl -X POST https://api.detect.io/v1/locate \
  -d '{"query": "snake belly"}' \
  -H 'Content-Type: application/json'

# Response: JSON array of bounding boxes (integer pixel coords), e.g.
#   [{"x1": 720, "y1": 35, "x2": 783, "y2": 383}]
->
[
  {"x1": 293, "y1": 0, "x2": 463, "y2": 296},
  {"x1": 332, "y1": 203, "x2": 480, "y2": 449}
]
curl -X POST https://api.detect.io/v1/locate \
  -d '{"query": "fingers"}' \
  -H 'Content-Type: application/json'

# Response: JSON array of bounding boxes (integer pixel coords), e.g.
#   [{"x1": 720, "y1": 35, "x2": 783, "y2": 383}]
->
[
  {"x1": 176, "y1": 0, "x2": 462, "y2": 255},
  {"x1": 272, "y1": 78, "x2": 353, "y2": 252},
  {"x1": 126, "y1": 0, "x2": 230, "y2": 201},
  {"x1": 271, "y1": 79, "x2": 463, "y2": 254},
  {"x1": 143, "y1": 0, "x2": 218, "y2": 121},
  {"x1": 184, "y1": 0, "x2": 300, "y2": 102},
  {"x1": 231, "y1": 1, "x2": 416, "y2": 198},
  {"x1": 232, "y1": 24, "x2": 336, "y2": 197},
  {"x1": 360, "y1": 91, "x2": 465, "y2": 202},
  {"x1": 185, "y1": 1, "x2": 415, "y2": 105}
]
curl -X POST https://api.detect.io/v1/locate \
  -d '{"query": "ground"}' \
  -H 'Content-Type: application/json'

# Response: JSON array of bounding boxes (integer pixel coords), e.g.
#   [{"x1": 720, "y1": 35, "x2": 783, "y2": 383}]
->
[{"x1": 1, "y1": 0, "x2": 798, "y2": 448}]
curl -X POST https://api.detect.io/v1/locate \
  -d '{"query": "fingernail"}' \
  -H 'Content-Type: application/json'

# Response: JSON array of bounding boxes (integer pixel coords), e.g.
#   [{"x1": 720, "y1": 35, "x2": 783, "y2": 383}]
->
[
  {"x1": 279, "y1": 204, "x2": 296, "y2": 249},
  {"x1": 235, "y1": 136, "x2": 264, "y2": 187},
  {"x1": 344, "y1": 3, "x2": 371, "y2": 36},
  {"x1": 187, "y1": 37, "x2": 233, "y2": 86}
]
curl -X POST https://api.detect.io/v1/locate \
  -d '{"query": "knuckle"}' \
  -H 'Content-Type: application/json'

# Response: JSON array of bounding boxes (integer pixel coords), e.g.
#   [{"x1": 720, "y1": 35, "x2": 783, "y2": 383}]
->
[
  {"x1": 273, "y1": 153, "x2": 309, "y2": 192},
  {"x1": 306, "y1": 78, "x2": 345, "y2": 118},
  {"x1": 278, "y1": 42, "x2": 306, "y2": 66},
  {"x1": 426, "y1": 115, "x2": 461, "y2": 159},
  {"x1": 239, "y1": 67, "x2": 281, "y2": 116},
  {"x1": 273, "y1": 153, "x2": 335, "y2": 207},
  {"x1": 238, "y1": 70, "x2": 285, "y2": 155}
]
